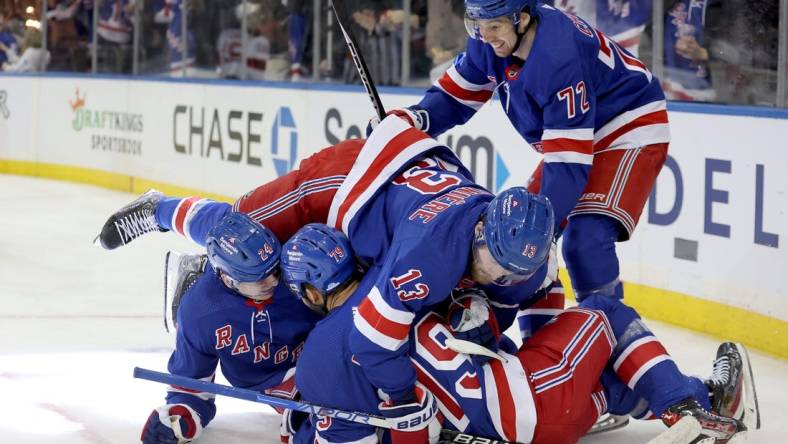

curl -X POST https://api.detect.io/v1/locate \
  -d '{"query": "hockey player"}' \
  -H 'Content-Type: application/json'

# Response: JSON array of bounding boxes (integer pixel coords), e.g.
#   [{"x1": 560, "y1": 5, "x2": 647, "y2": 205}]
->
[
  {"x1": 370, "y1": 0, "x2": 670, "y2": 335},
  {"x1": 140, "y1": 212, "x2": 321, "y2": 444},
  {"x1": 98, "y1": 118, "x2": 562, "y2": 438},
  {"x1": 280, "y1": 223, "x2": 756, "y2": 444}
]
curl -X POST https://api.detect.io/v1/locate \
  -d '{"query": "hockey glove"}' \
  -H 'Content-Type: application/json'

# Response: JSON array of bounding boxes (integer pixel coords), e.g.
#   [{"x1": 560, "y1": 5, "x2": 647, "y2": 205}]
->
[
  {"x1": 141, "y1": 404, "x2": 202, "y2": 444},
  {"x1": 366, "y1": 106, "x2": 429, "y2": 136},
  {"x1": 378, "y1": 384, "x2": 441, "y2": 444},
  {"x1": 447, "y1": 289, "x2": 501, "y2": 365}
]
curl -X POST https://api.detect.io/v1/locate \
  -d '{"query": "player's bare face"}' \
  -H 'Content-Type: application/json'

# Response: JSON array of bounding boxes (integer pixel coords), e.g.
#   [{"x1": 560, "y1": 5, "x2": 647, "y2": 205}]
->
[
  {"x1": 470, "y1": 242, "x2": 514, "y2": 285},
  {"x1": 478, "y1": 17, "x2": 518, "y2": 57},
  {"x1": 231, "y1": 273, "x2": 279, "y2": 301}
]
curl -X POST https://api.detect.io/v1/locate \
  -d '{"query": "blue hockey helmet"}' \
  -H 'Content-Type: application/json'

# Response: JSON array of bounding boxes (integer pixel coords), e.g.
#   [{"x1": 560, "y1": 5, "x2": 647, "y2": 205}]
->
[
  {"x1": 482, "y1": 187, "x2": 554, "y2": 281},
  {"x1": 464, "y1": 0, "x2": 538, "y2": 39},
  {"x1": 205, "y1": 212, "x2": 281, "y2": 282},
  {"x1": 465, "y1": 0, "x2": 536, "y2": 20},
  {"x1": 281, "y1": 223, "x2": 356, "y2": 302}
]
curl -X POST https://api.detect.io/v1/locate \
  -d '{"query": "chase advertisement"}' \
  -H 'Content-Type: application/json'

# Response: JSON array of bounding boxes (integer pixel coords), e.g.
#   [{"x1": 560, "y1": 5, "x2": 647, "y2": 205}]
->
[{"x1": 1, "y1": 76, "x2": 786, "y2": 321}]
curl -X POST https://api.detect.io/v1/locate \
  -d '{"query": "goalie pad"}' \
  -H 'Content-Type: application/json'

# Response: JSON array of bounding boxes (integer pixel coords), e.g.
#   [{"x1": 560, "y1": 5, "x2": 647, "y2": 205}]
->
[{"x1": 164, "y1": 250, "x2": 207, "y2": 333}]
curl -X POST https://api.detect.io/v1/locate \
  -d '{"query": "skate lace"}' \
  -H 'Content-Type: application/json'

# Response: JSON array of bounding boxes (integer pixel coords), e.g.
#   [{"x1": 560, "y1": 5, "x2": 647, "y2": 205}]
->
[
  {"x1": 114, "y1": 207, "x2": 159, "y2": 244},
  {"x1": 708, "y1": 356, "x2": 731, "y2": 386}
]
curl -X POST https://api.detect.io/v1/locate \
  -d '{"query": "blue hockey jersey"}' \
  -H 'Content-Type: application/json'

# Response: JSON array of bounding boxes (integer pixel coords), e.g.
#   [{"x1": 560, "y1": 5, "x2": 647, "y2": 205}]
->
[
  {"x1": 326, "y1": 117, "x2": 547, "y2": 402},
  {"x1": 294, "y1": 275, "x2": 540, "y2": 444},
  {"x1": 294, "y1": 269, "x2": 385, "y2": 444},
  {"x1": 164, "y1": 262, "x2": 321, "y2": 426},
  {"x1": 417, "y1": 3, "x2": 669, "y2": 233}
]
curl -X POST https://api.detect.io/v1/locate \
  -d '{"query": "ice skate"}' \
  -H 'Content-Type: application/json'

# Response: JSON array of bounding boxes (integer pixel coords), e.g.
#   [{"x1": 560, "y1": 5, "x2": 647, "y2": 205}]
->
[
  {"x1": 164, "y1": 250, "x2": 207, "y2": 333},
  {"x1": 705, "y1": 342, "x2": 761, "y2": 431},
  {"x1": 94, "y1": 189, "x2": 165, "y2": 250}
]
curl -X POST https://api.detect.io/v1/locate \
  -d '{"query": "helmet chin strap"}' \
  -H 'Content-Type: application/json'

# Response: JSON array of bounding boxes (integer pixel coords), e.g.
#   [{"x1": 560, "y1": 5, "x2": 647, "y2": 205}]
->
[{"x1": 512, "y1": 13, "x2": 535, "y2": 59}]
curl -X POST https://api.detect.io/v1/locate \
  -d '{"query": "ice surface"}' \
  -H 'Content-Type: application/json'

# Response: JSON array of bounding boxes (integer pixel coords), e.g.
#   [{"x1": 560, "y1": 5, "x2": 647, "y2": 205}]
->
[{"x1": 1, "y1": 175, "x2": 784, "y2": 443}]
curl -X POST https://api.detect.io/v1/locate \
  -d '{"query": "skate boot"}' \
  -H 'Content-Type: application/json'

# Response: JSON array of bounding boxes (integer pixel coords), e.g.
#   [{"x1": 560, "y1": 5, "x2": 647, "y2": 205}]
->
[
  {"x1": 705, "y1": 342, "x2": 761, "y2": 430},
  {"x1": 94, "y1": 189, "x2": 165, "y2": 250},
  {"x1": 164, "y1": 250, "x2": 207, "y2": 333},
  {"x1": 660, "y1": 397, "x2": 745, "y2": 443}
]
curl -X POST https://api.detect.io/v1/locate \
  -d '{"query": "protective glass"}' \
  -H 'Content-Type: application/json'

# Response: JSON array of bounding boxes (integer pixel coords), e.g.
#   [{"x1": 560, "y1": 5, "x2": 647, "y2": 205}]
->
[
  {"x1": 464, "y1": 14, "x2": 518, "y2": 41},
  {"x1": 472, "y1": 237, "x2": 536, "y2": 286}
]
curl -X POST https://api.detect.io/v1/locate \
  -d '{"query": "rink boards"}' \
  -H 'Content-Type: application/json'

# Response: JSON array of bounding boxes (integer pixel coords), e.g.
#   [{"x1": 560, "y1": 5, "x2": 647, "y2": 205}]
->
[{"x1": 0, "y1": 73, "x2": 786, "y2": 358}]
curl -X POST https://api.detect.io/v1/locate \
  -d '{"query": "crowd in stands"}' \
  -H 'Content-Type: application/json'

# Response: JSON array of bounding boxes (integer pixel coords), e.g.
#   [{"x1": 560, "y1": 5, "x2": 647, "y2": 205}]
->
[{"x1": 0, "y1": 0, "x2": 783, "y2": 107}]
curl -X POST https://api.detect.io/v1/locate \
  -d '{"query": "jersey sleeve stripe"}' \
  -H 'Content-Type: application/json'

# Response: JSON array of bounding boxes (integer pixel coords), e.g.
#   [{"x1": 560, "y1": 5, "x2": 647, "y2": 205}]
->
[
  {"x1": 543, "y1": 151, "x2": 594, "y2": 165},
  {"x1": 182, "y1": 199, "x2": 210, "y2": 243},
  {"x1": 328, "y1": 116, "x2": 443, "y2": 233},
  {"x1": 435, "y1": 65, "x2": 495, "y2": 109},
  {"x1": 353, "y1": 306, "x2": 409, "y2": 351}
]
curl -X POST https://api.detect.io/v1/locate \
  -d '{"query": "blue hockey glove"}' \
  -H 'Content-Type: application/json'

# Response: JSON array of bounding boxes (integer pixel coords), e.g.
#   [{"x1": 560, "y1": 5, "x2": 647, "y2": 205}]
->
[
  {"x1": 447, "y1": 289, "x2": 501, "y2": 365},
  {"x1": 378, "y1": 384, "x2": 441, "y2": 444},
  {"x1": 366, "y1": 106, "x2": 429, "y2": 136},
  {"x1": 141, "y1": 404, "x2": 202, "y2": 444}
]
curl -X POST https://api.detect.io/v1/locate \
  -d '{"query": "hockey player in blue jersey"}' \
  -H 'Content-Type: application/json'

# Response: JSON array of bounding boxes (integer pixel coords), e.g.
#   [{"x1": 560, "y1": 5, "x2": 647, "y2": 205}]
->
[
  {"x1": 369, "y1": 0, "x2": 671, "y2": 350},
  {"x1": 140, "y1": 212, "x2": 321, "y2": 444},
  {"x1": 280, "y1": 223, "x2": 756, "y2": 444}
]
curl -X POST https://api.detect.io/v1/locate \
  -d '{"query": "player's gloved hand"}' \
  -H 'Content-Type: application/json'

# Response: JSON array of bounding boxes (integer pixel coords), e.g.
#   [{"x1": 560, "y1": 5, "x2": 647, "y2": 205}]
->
[
  {"x1": 366, "y1": 106, "x2": 429, "y2": 136},
  {"x1": 141, "y1": 404, "x2": 202, "y2": 444},
  {"x1": 279, "y1": 408, "x2": 310, "y2": 444},
  {"x1": 378, "y1": 384, "x2": 441, "y2": 444},
  {"x1": 447, "y1": 288, "x2": 501, "y2": 365}
]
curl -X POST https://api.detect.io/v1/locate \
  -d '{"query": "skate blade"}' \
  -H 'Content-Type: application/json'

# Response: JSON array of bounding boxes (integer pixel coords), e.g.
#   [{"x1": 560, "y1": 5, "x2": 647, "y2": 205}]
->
[
  {"x1": 586, "y1": 413, "x2": 629, "y2": 435},
  {"x1": 726, "y1": 430, "x2": 749, "y2": 444},
  {"x1": 734, "y1": 343, "x2": 761, "y2": 430},
  {"x1": 646, "y1": 416, "x2": 701, "y2": 444}
]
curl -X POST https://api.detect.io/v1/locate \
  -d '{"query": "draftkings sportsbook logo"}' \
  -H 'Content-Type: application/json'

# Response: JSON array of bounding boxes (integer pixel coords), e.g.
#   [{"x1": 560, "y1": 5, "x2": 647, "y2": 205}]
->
[{"x1": 69, "y1": 88, "x2": 144, "y2": 156}]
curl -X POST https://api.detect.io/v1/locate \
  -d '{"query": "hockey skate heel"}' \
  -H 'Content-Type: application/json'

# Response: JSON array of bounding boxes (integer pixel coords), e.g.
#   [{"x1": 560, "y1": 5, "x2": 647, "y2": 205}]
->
[
  {"x1": 706, "y1": 342, "x2": 761, "y2": 431},
  {"x1": 94, "y1": 189, "x2": 166, "y2": 250}
]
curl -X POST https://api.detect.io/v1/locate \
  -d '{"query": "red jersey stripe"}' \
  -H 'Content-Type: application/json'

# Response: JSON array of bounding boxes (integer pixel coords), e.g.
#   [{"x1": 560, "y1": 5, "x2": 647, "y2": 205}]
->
[
  {"x1": 357, "y1": 297, "x2": 411, "y2": 341},
  {"x1": 334, "y1": 128, "x2": 429, "y2": 230},
  {"x1": 438, "y1": 74, "x2": 494, "y2": 103}
]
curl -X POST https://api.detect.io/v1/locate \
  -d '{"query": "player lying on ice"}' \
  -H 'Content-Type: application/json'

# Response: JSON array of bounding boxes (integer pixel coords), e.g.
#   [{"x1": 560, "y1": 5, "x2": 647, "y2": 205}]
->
[
  {"x1": 139, "y1": 213, "x2": 322, "y2": 444},
  {"x1": 275, "y1": 221, "x2": 758, "y2": 444},
  {"x1": 98, "y1": 117, "x2": 571, "y2": 425}
]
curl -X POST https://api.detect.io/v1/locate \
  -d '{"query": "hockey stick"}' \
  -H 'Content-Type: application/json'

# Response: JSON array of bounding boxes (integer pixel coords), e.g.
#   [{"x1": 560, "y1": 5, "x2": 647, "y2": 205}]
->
[
  {"x1": 328, "y1": 0, "x2": 386, "y2": 120},
  {"x1": 444, "y1": 338, "x2": 507, "y2": 363},
  {"x1": 134, "y1": 367, "x2": 389, "y2": 428},
  {"x1": 134, "y1": 367, "x2": 518, "y2": 443}
]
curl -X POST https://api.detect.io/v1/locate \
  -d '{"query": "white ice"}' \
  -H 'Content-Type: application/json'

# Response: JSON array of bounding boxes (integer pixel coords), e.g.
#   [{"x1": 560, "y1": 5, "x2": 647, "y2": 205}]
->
[{"x1": 1, "y1": 175, "x2": 785, "y2": 444}]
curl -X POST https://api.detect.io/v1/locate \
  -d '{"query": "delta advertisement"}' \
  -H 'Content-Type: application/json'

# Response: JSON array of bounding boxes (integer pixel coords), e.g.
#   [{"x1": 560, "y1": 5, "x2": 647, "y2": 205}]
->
[{"x1": 0, "y1": 75, "x2": 786, "y2": 323}]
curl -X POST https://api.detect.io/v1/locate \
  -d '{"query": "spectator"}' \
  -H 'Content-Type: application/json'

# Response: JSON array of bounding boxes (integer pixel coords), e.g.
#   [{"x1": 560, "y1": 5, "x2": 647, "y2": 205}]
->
[
  {"x1": 662, "y1": 0, "x2": 716, "y2": 101},
  {"x1": 0, "y1": 11, "x2": 19, "y2": 67},
  {"x1": 425, "y1": 0, "x2": 466, "y2": 82},
  {"x1": 2, "y1": 27, "x2": 51, "y2": 72},
  {"x1": 285, "y1": 0, "x2": 310, "y2": 81},
  {"x1": 549, "y1": 0, "x2": 652, "y2": 57},
  {"x1": 47, "y1": 0, "x2": 95, "y2": 42},
  {"x1": 96, "y1": 0, "x2": 136, "y2": 44}
]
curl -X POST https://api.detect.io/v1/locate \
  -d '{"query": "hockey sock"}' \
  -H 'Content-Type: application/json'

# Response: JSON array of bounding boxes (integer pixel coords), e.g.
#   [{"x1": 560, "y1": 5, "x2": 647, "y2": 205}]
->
[
  {"x1": 562, "y1": 215, "x2": 620, "y2": 301},
  {"x1": 580, "y1": 295, "x2": 709, "y2": 416},
  {"x1": 155, "y1": 197, "x2": 232, "y2": 246}
]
